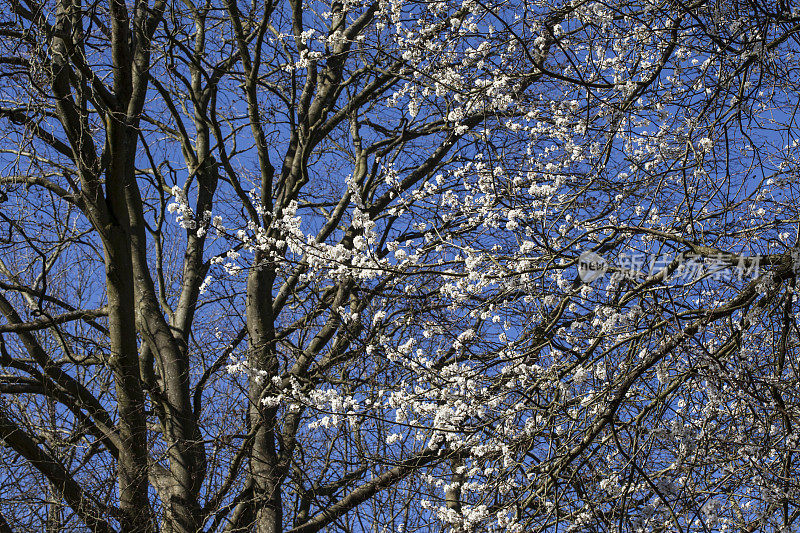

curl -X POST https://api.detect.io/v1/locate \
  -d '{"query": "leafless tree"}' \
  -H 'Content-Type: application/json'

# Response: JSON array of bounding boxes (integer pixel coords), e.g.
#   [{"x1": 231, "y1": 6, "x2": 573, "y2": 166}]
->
[{"x1": 2, "y1": 0, "x2": 800, "y2": 531}]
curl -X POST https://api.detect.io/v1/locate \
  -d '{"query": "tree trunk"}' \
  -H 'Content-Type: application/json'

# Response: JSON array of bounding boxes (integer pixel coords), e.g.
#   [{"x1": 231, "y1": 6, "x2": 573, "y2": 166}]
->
[
  {"x1": 104, "y1": 224, "x2": 152, "y2": 532},
  {"x1": 246, "y1": 260, "x2": 283, "y2": 533}
]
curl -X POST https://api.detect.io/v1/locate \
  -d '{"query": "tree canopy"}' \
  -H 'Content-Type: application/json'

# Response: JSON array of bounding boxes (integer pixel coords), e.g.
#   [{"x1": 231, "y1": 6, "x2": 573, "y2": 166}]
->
[{"x1": 2, "y1": 0, "x2": 800, "y2": 531}]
